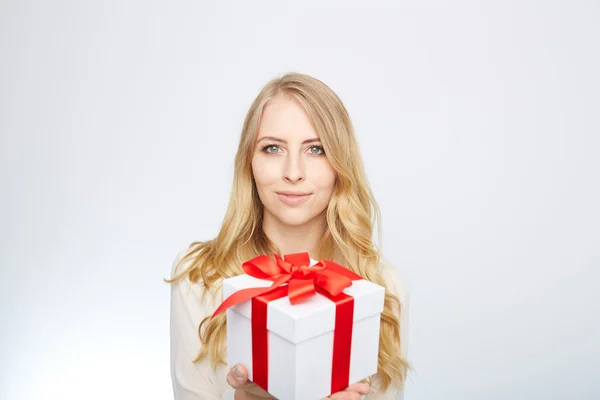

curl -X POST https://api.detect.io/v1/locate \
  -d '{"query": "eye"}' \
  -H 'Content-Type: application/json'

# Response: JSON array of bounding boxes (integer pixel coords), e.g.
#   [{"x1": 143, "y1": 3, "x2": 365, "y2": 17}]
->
[
  {"x1": 307, "y1": 145, "x2": 325, "y2": 155},
  {"x1": 262, "y1": 144, "x2": 281, "y2": 154}
]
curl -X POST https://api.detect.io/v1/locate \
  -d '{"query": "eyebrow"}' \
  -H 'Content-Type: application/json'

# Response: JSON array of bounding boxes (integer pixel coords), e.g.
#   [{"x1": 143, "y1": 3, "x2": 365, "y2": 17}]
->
[{"x1": 257, "y1": 136, "x2": 321, "y2": 145}]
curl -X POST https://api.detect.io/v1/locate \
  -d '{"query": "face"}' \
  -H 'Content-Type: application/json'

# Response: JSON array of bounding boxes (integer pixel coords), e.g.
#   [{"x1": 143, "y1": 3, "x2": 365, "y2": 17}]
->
[{"x1": 251, "y1": 95, "x2": 336, "y2": 229}]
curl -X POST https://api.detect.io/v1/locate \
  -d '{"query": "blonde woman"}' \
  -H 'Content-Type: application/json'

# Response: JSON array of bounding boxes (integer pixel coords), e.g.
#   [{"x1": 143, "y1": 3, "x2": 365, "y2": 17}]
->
[{"x1": 168, "y1": 73, "x2": 410, "y2": 400}]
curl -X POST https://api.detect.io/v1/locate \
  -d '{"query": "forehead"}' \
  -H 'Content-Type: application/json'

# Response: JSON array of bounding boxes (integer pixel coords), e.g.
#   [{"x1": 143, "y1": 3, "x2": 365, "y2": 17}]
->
[{"x1": 257, "y1": 95, "x2": 319, "y2": 140}]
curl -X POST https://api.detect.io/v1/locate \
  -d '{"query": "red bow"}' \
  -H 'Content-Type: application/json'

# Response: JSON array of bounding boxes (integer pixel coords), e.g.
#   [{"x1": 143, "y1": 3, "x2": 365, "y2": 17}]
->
[{"x1": 211, "y1": 252, "x2": 362, "y2": 319}]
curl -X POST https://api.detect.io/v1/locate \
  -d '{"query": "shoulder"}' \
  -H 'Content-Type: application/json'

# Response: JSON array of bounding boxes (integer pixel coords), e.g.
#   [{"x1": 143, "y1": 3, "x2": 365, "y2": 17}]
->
[
  {"x1": 170, "y1": 244, "x2": 196, "y2": 277},
  {"x1": 377, "y1": 256, "x2": 410, "y2": 306},
  {"x1": 169, "y1": 244, "x2": 222, "y2": 309}
]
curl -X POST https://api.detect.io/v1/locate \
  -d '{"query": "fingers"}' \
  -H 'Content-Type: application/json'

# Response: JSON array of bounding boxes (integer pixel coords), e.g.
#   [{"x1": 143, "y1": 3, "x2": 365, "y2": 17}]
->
[
  {"x1": 228, "y1": 365, "x2": 369, "y2": 400},
  {"x1": 346, "y1": 382, "x2": 370, "y2": 395},
  {"x1": 324, "y1": 382, "x2": 370, "y2": 400},
  {"x1": 227, "y1": 364, "x2": 274, "y2": 398},
  {"x1": 226, "y1": 364, "x2": 250, "y2": 389},
  {"x1": 326, "y1": 393, "x2": 362, "y2": 400}
]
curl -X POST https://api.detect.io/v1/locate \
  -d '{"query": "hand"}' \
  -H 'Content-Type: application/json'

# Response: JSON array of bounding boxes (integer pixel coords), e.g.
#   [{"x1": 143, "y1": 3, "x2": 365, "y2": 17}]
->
[
  {"x1": 321, "y1": 382, "x2": 370, "y2": 400},
  {"x1": 226, "y1": 364, "x2": 275, "y2": 399},
  {"x1": 226, "y1": 363, "x2": 369, "y2": 400}
]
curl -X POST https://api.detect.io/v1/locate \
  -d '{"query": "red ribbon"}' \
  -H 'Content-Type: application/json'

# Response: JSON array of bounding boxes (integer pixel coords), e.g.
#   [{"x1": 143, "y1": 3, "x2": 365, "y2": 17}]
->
[
  {"x1": 212, "y1": 253, "x2": 362, "y2": 395},
  {"x1": 211, "y1": 253, "x2": 361, "y2": 317}
]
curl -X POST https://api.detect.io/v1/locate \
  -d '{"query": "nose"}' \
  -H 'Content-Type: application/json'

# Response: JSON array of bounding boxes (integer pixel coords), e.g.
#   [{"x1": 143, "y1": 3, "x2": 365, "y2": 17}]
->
[{"x1": 283, "y1": 153, "x2": 305, "y2": 183}]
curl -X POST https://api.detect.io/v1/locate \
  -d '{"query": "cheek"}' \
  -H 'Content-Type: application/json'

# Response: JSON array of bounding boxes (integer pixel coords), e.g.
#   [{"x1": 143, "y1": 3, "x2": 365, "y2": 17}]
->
[
  {"x1": 252, "y1": 158, "x2": 278, "y2": 188},
  {"x1": 312, "y1": 161, "x2": 336, "y2": 192}
]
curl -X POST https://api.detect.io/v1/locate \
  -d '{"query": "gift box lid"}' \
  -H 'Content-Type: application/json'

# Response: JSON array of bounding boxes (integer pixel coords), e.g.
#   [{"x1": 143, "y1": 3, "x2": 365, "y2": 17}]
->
[{"x1": 222, "y1": 260, "x2": 385, "y2": 344}]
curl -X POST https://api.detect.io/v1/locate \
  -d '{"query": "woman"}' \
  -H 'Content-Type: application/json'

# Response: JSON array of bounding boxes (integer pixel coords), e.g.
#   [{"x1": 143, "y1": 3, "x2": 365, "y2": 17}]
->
[{"x1": 168, "y1": 73, "x2": 410, "y2": 400}]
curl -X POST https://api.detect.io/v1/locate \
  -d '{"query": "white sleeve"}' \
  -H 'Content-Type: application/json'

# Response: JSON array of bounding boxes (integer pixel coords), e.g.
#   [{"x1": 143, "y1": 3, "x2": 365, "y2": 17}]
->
[{"x1": 170, "y1": 247, "x2": 223, "y2": 400}]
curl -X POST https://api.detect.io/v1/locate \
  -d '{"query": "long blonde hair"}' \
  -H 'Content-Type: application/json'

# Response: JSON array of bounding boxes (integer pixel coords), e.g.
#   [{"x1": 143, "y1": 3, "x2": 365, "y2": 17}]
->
[{"x1": 167, "y1": 72, "x2": 409, "y2": 392}]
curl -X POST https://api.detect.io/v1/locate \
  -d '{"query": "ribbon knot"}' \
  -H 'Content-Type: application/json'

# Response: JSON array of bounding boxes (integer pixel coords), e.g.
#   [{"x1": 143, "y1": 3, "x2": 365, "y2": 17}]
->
[{"x1": 211, "y1": 252, "x2": 362, "y2": 319}]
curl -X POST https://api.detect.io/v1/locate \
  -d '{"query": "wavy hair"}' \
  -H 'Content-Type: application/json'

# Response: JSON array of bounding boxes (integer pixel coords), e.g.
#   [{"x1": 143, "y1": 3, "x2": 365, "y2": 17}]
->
[{"x1": 166, "y1": 72, "x2": 409, "y2": 392}]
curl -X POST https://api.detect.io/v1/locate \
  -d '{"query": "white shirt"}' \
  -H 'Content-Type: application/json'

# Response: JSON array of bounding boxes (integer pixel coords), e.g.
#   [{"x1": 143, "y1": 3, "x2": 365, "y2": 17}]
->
[{"x1": 169, "y1": 247, "x2": 410, "y2": 400}]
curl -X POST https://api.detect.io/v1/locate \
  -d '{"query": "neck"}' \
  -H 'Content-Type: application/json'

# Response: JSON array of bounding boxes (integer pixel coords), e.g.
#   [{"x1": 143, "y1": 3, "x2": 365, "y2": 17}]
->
[{"x1": 262, "y1": 214, "x2": 326, "y2": 260}]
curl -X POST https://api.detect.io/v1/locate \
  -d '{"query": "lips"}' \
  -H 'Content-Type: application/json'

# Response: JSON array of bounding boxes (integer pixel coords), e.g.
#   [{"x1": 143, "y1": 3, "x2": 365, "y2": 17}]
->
[
  {"x1": 275, "y1": 191, "x2": 312, "y2": 206},
  {"x1": 276, "y1": 191, "x2": 312, "y2": 196}
]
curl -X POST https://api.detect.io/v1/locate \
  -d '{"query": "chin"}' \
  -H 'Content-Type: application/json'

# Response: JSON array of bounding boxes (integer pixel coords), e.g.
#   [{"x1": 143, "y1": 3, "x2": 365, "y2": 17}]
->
[
  {"x1": 272, "y1": 209, "x2": 320, "y2": 228},
  {"x1": 275, "y1": 215, "x2": 313, "y2": 227}
]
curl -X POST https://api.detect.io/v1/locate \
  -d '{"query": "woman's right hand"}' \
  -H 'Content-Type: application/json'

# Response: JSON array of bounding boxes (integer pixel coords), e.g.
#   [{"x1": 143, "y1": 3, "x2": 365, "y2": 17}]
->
[
  {"x1": 227, "y1": 363, "x2": 370, "y2": 400},
  {"x1": 227, "y1": 364, "x2": 275, "y2": 399}
]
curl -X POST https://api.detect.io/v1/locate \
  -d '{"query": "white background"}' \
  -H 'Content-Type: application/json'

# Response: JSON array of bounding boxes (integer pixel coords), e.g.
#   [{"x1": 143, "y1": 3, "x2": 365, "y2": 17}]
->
[{"x1": 1, "y1": 1, "x2": 599, "y2": 399}]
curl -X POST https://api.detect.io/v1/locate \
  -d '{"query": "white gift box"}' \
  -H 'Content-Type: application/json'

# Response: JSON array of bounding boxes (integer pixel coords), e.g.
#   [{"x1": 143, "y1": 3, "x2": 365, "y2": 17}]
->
[{"x1": 224, "y1": 260, "x2": 385, "y2": 400}]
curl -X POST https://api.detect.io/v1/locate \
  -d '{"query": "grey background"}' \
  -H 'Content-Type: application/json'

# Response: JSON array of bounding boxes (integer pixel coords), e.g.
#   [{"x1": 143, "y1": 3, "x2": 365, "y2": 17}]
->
[{"x1": 1, "y1": 1, "x2": 599, "y2": 399}]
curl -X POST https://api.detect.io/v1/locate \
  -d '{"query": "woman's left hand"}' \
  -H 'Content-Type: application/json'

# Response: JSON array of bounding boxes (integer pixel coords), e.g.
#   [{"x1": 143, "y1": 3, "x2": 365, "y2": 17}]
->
[{"x1": 322, "y1": 382, "x2": 370, "y2": 400}]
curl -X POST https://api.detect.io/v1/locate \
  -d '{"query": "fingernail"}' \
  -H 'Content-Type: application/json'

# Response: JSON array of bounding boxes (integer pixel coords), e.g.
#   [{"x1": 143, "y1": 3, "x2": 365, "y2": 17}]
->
[{"x1": 233, "y1": 366, "x2": 243, "y2": 379}]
